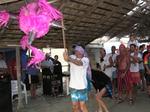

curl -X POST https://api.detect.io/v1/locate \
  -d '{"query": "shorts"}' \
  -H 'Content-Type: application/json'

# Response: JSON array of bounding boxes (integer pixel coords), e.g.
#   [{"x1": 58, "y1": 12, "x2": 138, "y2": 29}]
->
[
  {"x1": 70, "y1": 88, "x2": 88, "y2": 102},
  {"x1": 29, "y1": 75, "x2": 39, "y2": 84},
  {"x1": 145, "y1": 74, "x2": 150, "y2": 86},
  {"x1": 112, "y1": 70, "x2": 117, "y2": 79},
  {"x1": 105, "y1": 83, "x2": 113, "y2": 98},
  {"x1": 139, "y1": 69, "x2": 145, "y2": 76},
  {"x1": 129, "y1": 72, "x2": 141, "y2": 84},
  {"x1": 87, "y1": 76, "x2": 92, "y2": 92}
]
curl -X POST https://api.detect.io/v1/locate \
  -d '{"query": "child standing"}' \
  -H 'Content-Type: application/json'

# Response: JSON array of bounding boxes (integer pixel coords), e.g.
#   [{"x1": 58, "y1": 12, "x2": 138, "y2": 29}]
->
[{"x1": 127, "y1": 34, "x2": 139, "y2": 48}]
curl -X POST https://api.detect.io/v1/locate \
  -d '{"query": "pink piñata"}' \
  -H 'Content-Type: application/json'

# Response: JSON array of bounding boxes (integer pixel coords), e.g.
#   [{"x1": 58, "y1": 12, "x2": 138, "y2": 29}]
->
[
  {"x1": 0, "y1": 10, "x2": 10, "y2": 28},
  {"x1": 28, "y1": 46, "x2": 45, "y2": 66}
]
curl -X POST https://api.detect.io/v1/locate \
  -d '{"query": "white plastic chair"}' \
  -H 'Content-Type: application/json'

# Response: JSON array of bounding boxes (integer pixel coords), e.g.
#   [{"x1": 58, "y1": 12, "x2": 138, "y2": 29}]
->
[{"x1": 11, "y1": 80, "x2": 28, "y2": 104}]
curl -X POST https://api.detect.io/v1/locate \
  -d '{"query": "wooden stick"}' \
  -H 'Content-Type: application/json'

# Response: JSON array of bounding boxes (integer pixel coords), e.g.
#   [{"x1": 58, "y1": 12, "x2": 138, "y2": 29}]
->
[
  {"x1": 61, "y1": 18, "x2": 66, "y2": 49},
  {"x1": 0, "y1": 0, "x2": 18, "y2": 4},
  {"x1": 48, "y1": 0, "x2": 59, "y2": 4}
]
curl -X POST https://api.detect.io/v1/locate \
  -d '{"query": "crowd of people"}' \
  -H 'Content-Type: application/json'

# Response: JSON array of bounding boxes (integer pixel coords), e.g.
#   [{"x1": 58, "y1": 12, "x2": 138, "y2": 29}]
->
[
  {"x1": 0, "y1": 33, "x2": 150, "y2": 112},
  {"x1": 63, "y1": 34, "x2": 150, "y2": 112},
  {"x1": 20, "y1": 51, "x2": 63, "y2": 98},
  {"x1": 41, "y1": 53, "x2": 63, "y2": 96},
  {"x1": 0, "y1": 48, "x2": 64, "y2": 100},
  {"x1": 97, "y1": 34, "x2": 150, "y2": 105}
]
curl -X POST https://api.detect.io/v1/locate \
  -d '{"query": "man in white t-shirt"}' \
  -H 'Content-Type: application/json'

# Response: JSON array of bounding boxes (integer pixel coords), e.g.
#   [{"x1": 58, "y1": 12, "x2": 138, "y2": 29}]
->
[
  {"x1": 63, "y1": 46, "x2": 89, "y2": 112},
  {"x1": 129, "y1": 44, "x2": 141, "y2": 104},
  {"x1": 110, "y1": 46, "x2": 118, "y2": 97},
  {"x1": 130, "y1": 44, "x2": 141, "y2": 83}
]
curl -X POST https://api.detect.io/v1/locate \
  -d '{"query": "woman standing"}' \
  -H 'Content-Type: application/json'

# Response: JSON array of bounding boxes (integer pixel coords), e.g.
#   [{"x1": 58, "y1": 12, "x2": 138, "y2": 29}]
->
[{"x1": 27, "y1": 64, "x2": 40, "y2": 98}]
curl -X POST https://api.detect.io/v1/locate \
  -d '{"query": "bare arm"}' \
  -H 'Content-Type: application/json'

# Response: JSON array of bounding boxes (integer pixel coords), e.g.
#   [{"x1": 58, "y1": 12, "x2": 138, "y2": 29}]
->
[
  {"x1": 104, "y1": 56, "x2": 113, "y2": 70},
  {"x1": 116, "y1": 55, "x2": 119, "y2": 69},
  {"x1": 68, "y1": 57, "x2": 83, "y2": 66},
  {"x1": 108, "y1": 56, "x2": 113, "y2": 67},
  {"x1": 63, "y1": 50, "x2": 83, "y2": 66},
  {"x1": 144, "y1": 64, "x2": 150, "y2": 75},
  {"x1": 126, "y1": 54, "x2": 130, "y2": 71}
]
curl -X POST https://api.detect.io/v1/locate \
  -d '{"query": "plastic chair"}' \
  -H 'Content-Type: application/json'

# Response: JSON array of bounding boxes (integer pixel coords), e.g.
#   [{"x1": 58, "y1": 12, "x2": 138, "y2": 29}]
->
[{"x1": 11, "y1": 80, "x2": 28, "y2": 104}]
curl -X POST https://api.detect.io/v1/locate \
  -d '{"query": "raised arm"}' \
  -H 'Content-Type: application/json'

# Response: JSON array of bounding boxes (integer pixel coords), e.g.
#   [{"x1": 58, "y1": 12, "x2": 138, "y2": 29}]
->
[{"x1": 63, "y1": 49, "x2": 83, "y2": 66}]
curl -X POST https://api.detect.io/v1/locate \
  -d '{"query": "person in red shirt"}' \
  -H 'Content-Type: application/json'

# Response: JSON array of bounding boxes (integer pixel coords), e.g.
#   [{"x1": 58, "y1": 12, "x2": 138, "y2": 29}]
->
[{"x1": 143, "y1": 45, "x2": 150, "y2": 97}]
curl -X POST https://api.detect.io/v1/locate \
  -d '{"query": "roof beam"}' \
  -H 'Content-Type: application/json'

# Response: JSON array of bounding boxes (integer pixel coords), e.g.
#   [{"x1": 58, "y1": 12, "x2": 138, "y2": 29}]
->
[
  {"x1": 87, "y1": 1, "x2": 136, "y2": 44},
  {"x1": 0, "y1": 0, "x2": 33, "y2": 11},
  {"x1": 54, "y1": 0, "x2": 105, "y2": 46},
  {"x1": 101, "y1": 1, "x2": 149, "y2": 38},
  {"x1": 67, "y1": 0, "x2": 104, "y2": 30}
]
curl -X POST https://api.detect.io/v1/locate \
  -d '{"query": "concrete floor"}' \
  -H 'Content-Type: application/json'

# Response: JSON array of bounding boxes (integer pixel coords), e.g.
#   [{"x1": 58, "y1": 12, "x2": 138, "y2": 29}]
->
[{"x1": 17, "y1": 89, "x2": 150, "y2": 112}]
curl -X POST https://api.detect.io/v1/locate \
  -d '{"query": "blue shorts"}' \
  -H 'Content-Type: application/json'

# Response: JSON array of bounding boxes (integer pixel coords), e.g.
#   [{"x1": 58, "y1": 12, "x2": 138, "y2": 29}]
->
[
  {"x1": 139, "y1": 69, "x2": 145, "y2": 76},
  {"x1": 112, "y1": 70, "x2": 117, "y2": 79},
  {"x1": 87, "y1": 76, "x2": 92, "y2": 92},
  {"x1": 105, "y1": 83, "x2": 113, "y2": 98},
  {"x1": 70, "y1": 88, "x2": 88, "y2": 102}
]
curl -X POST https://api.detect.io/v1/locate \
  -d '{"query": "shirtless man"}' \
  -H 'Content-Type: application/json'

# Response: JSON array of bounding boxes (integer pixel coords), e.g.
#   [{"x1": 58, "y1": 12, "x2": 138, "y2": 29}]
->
[{"x1": 116, "y1": 44, "x2": 131, "y2": 103}]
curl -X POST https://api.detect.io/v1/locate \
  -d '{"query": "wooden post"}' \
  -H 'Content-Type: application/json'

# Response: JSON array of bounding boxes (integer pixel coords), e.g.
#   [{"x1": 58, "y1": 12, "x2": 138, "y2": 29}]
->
[{"x1": 16, "y1": 47, "x2": 23, "y2": 110}]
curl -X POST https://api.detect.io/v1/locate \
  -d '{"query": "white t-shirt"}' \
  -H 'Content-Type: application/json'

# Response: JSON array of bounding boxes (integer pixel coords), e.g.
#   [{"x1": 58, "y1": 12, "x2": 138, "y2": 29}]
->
[
  {"x1": 139, "y1": 52, "x2": 144, "y2": 70},
  {"x1": 103, "y1": 54, "x2": 112, "y2": 78},
  {"x1": 130, "y1": 52, "x2": 141, "y2": 72},
  {"x1": 110, "y1": 53, "x2": 117, "y2": 72},
  {"x1": 69, "y1": 55, "x2": 89, "y2": 89},
  {"x1": 127, "y1": 40, "x2": 139, "y2": 48}
]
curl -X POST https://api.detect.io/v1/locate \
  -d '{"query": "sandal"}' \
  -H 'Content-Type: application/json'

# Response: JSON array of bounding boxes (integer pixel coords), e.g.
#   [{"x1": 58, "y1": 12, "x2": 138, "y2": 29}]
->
[
  {"x1": 129, "y1": 98, "x2": 134, "y2": 105},
  {"x1": 117, "y1": 98, "x2": 124, "y2": 104},
  {"x1": 95, "y1": 109, "x2": 103, "y2": 112}
]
